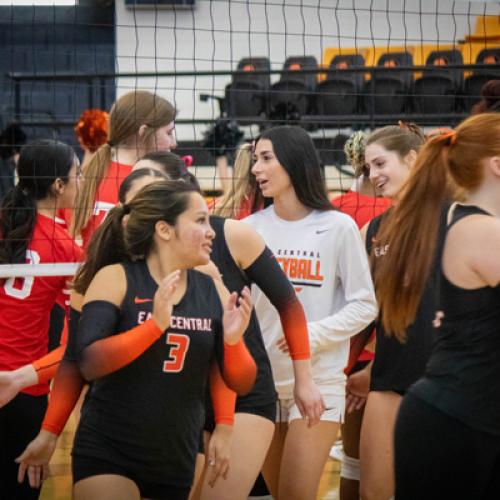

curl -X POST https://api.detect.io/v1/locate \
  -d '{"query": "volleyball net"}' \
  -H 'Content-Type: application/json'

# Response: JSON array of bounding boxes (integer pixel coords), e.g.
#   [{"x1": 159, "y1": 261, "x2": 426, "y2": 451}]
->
[{"x1": 0, "y1": 0, "x2": 499, "y2": 277}]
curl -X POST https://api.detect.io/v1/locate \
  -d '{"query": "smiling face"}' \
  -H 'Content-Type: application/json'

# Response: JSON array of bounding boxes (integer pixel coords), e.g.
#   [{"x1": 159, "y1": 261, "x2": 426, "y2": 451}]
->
[
  {"x1": 161, "y1": 192, "x2": 215, "y2": 267},
  {"x1": 251, "y1": 139, "x2": 293, "y2": 199},
  {"x1": 366, "y1": 143, "x2": 414, "y2": 199}
]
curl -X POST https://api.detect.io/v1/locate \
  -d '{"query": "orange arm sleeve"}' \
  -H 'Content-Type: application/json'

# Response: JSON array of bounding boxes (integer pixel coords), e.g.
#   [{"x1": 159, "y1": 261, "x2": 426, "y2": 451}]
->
[
  {"x1": 41, "y1": 360, "x2": 85, "y2": 436},
  {"x1": 244, "y1": 247, "x2": 310, "y2": 360},
  {"x1": 277, "y1": 297, "x2": 310, "y2": 361},
  {"x1": 221, "y1": 339, "x2": 257, "y2": 396},
  {"x1": 210, "y1": 361, "x2": 236, "y2": 426},
  {"x1": 79, "y1": 318, "x2": 163, "y2": 381},
  {"x1": 32, "y1": 345, "x2": 65, "y2": 385}
]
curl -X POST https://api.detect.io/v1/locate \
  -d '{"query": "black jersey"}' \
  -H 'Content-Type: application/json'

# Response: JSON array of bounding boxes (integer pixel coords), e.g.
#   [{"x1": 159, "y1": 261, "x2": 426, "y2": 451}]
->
[
  {"x1": 73, "y1": 261, "x2": 223, "y2": 487},
  {"x1": 210, "y1": 216, "x2": 277, "y2": 410},
  {"x1": 411, "y1": 204, "x2": 500, "y2": 436},
  {"x1": 366, "y1": 207, "x2": 447, "y2": 393}
]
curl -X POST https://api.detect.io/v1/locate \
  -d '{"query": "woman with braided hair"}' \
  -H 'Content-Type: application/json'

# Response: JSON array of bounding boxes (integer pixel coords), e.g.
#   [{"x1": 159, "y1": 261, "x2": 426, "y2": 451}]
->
[
  {"x1": 354, "y1": 122, "x2": 434, "y2": 500},
  {"x1": 331, "y1": 131, "x2": 390, "y2": 500},
  {"x1": 375, "y1": 113, "x2": 500, "y2": 498},
  {"x1": 331, "y1": 131, "x2": 391, "y2": 230}
]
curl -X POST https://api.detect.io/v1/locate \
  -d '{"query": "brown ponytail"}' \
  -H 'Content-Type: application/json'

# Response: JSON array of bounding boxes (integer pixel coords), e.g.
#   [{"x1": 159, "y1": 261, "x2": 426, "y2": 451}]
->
[{"x1": 71, "y1": 90, "x2": 176, "y2": 237}]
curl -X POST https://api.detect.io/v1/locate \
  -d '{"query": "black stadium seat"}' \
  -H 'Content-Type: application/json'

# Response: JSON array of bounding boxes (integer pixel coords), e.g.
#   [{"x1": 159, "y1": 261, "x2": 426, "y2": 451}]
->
[
  {"x1": 225, "y1": 57, "x2": 270, "y2": 125},
  {"x1": 463, "y1": 48, "x2": 500, "y2": 112},
  {"x1": 413, "y1": 49, "x2": 463, "y2": 114},
  {"x1": 269, "y1": 56, "x2": 318, "y2": 121},
  {"x1": 364, "y1": 51, "x2": 413, "y2": 115},
  {"x1": 316, "y1": 54, "x2": 365, "y2": 116}
]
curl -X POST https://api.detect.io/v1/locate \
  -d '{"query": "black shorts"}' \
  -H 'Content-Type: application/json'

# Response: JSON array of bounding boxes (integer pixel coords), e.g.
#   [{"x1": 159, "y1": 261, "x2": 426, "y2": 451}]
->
[
  {"x1": 72, "y1": 454, "x2": 190, "y2": 500},
  {"x1": 204, "y1": 399, "x2": 276, "y2": 433}
]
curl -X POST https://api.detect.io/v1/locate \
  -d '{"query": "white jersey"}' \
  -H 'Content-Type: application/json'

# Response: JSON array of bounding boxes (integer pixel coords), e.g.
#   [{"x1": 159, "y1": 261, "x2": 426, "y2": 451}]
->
[{"x1": 244, "y1": 206, "x2": 377, "y2": 398}]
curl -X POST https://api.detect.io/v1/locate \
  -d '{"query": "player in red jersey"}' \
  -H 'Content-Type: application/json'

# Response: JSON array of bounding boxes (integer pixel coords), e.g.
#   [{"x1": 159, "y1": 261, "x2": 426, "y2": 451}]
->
[
  {"x1": 70, "y1": 90, "x2": 177, "y2": 249},
  {"x1": 0, "y1": 139, "x2": 82, "y2": 500}
]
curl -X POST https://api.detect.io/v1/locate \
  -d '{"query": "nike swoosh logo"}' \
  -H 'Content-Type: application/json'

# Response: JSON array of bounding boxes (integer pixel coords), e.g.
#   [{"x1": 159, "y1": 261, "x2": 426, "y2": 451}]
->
[
  {"x1": 134, "y1": 297, "x2": 153, "y2": 304},
  {"x1": 316, "y1": 229, "x2": 329, "y2": 234}
]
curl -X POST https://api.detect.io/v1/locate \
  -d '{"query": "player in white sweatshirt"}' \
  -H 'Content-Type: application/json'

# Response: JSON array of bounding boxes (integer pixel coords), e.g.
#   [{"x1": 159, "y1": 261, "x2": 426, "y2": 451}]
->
[{"x1": 244, "y1": 126, "x2": 377, "y2": 500}]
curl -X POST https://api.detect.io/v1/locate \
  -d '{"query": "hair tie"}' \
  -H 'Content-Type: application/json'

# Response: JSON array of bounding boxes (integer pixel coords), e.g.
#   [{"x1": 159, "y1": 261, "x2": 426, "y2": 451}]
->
[
  {"x1": 182, "y1": 155, "x2": 193, "y2": 168},
  {"x1": 427, "y1": 128, "x2": 457, "y2": 146},
  {"x1": 122, "y1": 203, "x2": 131, "y2": 215},
  {"x1": 107, "y1": 140, "x2": 115, "y2": 148}
]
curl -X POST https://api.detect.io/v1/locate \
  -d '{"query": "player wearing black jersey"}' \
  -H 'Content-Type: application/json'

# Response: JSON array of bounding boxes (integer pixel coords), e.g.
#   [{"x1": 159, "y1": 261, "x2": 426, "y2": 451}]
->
[
  {"x1": 374, "y1": 114, "x2": 500, "y2": 499},
  {"x1": 129, "y1": 153, "x2": 324, "y2": 500}
]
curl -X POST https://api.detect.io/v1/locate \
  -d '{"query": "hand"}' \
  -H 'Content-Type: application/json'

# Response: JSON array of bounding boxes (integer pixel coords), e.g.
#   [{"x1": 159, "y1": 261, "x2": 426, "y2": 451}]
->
[
  {"x1": 345, "y1": 391, "x2": 367, "y2": 413},
  {"x1": 206, "y1": 424, "x2": 233, "y2": 487},
  {"x1": 345, "y1": 366, "x2": 371, "y2": 414},
  {"x1": 16, "y1": 429, "x2": 58, "y2": 488},
  {"x1": 222, "y1": 287, "x2": 252, "y2": 345},
  {"x1": 276, "y1": 336, "x2": 289, "y2": 355},
  {"x1": 152, "y1": 270, "x2": 181, "y2": 331},
  {"x1": 293, "y1": 371, "x2": 326, "y2": 428},
  {"x1": 0, "y1": 365, "x2": 37, "y2": 408},
  {"x1": 196, "y1": 261, "x2": 223, "y2": 282}
]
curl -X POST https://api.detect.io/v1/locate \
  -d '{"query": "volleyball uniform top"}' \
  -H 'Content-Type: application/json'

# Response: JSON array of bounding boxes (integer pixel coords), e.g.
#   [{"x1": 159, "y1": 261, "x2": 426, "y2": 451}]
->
[
  {"x1": 244, "y1": 207, "x2": 377, "y2": 398},
  {"x1": 73, "y1": 261, "x2": 224, "y2": 487},
  {"x1": 0, "y1": 213, "x2": 82, "y2": 395},
  {"x1": 209, "y1": 216, "x2": 277, "y2": 408},
  {"x1": 331, "y1": 191, "x2": 391, "y2": 231},
  {"x1": 80, "y1": 161, "x2": 132, "y2": 250},
  {"x1": 366, "y1": 207, "x2": 447, "y2": 393},
  {"x1": 410, "y1": 204, "x2": 500, "y2": 436}
]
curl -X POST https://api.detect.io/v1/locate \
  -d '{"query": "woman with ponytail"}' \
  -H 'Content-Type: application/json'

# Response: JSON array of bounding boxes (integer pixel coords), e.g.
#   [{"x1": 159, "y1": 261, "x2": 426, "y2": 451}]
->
[
  {"x1": 353, "y1": 123, "x2": 430, "y2": 500},
  {"x1": 378, "y1": 113, "x2": 500, "y2": 499},
  {"x1": 0, "y1": 139, "x2": 82, "y2": 500},
  {"x1": 70, "y1": 90, "x2": 177, "y2": 249}
]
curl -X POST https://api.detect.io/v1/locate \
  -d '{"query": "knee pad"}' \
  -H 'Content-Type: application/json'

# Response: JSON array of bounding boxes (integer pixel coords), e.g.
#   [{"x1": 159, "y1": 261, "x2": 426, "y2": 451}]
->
[{"x1": 340, "y1": 453, "x2": 360, "y2": 481}]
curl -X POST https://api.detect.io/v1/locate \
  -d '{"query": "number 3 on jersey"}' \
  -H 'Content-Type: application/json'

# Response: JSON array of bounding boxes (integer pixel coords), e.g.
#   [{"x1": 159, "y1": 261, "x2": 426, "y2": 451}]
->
[{"x1": 163, "y1": 333, "x2": 190, "y2": 373}]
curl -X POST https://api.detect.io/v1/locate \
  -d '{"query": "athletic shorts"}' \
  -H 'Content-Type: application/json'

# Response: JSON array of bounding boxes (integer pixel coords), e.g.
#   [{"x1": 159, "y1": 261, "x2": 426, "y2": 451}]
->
[
  {"x1": 72, "y1": 454, "x2": 190, "y2": 500},
  {"x1": 277, "y1": 393, "x2": 345, "y2": 424}
]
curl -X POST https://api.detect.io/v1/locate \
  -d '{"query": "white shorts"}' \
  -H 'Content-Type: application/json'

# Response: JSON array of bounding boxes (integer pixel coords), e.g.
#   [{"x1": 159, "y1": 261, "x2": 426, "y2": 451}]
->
[{"x1": 276, "y1": 393, "x2": 345, "y2": 424}]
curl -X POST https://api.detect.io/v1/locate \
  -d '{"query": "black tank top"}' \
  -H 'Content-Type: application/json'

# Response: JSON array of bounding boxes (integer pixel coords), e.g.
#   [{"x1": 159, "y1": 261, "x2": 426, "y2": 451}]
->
[
  {"x1": 411, "y1": 204, "x2": 500, "y2": 436},
  {"x1": 74, "y1": 261, "x2": 224, "y2": 487},
  {"x1": 210, "y1": 216, "x2": 276, "y2": 407},
  {"x1": 367, "y1": 207, "x2": 447, "y2": 393}
]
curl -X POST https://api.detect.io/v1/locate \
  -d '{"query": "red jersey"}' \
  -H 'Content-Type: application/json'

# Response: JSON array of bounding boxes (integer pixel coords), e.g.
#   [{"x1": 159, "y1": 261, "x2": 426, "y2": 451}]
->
[
  {"x1": 332, "y1": 191, "x2": 391, "y2": 367},
  {"x1": 80, "y1": 161, "x2": 132, "y2": 249},
  {"x1": 331, "y1": 191, "x2": 392, "y2": 230},
  {"x1": 0, "y1": 214, "x2": 82, "y2": 395}
]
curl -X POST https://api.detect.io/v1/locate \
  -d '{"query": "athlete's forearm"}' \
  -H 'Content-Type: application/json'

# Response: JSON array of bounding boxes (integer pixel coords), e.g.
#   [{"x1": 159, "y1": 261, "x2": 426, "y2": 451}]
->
[
  {"x1": 222, "y1": 339, "x2": 257, "y2": 395},
  {"x1": 245, "y1": 246, "x2": 310, "y2": 360},
  {"x1": 210, "y1": 361, "x2": 236, "y2": 425},
  {"x1": 41, "y1": 360, "x2": 85, "y2": 436},
  {"x1": 32, "y1": 345, "x2": 65, "y2": 385}
]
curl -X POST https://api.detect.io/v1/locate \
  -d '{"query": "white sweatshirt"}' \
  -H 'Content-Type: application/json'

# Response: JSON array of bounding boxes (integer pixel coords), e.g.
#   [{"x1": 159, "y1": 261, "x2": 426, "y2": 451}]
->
[{"x1": 244, "y1": 206, "x2": 378, "y2": 398}]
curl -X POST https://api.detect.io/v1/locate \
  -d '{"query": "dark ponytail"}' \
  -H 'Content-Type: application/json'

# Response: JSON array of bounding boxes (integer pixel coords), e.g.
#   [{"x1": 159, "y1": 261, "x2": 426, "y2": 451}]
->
[
  {"x1": 0, "y1": 139, "x2": 75, "y2": 265},
  {"x1": 73, "y1": 204, "x2": 129, "y2": 294}
]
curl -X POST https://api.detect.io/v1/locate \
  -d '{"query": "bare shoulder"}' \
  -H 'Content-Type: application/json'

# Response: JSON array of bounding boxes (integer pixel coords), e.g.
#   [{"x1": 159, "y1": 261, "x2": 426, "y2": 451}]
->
[
  {"x1": 83, "y1": 263, "x2": 126, "y2": 306},
  {"x1": 224, "y1": 218, "x2": 265, "y2": 270},
  {"x1": 449, "y1": 214, "x2": 500, "y2": 287}
]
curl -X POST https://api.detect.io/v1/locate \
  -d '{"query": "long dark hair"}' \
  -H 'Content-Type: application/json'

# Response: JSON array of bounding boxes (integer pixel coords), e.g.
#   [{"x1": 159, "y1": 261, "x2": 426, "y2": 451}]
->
[
  {"x1": 0, "y1": 139, "x2": 75, "y2": 265},
  {"x1": 255, "y1": 126, "x2": 332, "y2": 211}
]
